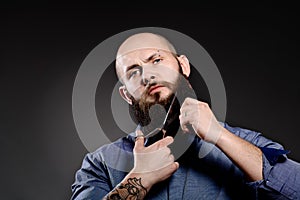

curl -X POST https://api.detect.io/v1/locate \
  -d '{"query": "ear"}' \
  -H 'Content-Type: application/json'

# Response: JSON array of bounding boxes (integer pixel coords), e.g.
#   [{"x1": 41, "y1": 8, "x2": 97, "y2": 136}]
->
[
  {"x1": 119, "y1": 85, "x2": 133, "y2": 105},
  {"x1": 177, "y1": 55, "x2": 191, "y2": 77}
]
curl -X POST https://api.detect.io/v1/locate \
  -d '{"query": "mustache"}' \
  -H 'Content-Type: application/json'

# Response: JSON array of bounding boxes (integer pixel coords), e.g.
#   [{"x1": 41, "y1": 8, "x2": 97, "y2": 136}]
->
[
  {"x1": 140, "y1": 80, "x2": 175, "y2": 100},
  {"x1": 143, "y1": 81, "x2": 173, "y2": 95},
  {"x1": 138, "y1": 81, "x2": 173, "y2": 111}
]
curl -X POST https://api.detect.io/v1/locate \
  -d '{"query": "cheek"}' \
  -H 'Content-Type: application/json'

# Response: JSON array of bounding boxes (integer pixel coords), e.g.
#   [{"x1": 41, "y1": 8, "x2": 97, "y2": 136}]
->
[
  {"x1": 158, "y1": 64, "x2": 180, "y2": 83},
  {"x1": 127, "y1": 85, "x2": 144, "y2": 100},
  {"x1": 171, "y1": 73, "x2": 180, "y2": 83},
  {"x1": 165, "y1": 72, "x2": 180, "y2": 86}
]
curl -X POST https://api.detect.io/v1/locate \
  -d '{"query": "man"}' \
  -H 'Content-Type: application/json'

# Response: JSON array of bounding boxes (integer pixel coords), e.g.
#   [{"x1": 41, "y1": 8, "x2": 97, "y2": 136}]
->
[{"x1": 71, "y1": 32, "x2": 300, "y2": 199}]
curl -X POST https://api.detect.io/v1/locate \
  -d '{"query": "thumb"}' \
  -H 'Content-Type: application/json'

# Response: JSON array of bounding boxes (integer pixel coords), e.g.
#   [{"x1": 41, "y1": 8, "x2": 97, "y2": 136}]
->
[{"x1": 134, "y1": 129, "x2": 145, "y2": 149}]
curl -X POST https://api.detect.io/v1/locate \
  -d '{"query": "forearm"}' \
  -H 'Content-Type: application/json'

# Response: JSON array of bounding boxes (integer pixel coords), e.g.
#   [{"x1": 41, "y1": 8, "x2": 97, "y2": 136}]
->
[
  {"x1": 216, "y1": 127, "x2": 263, "y2": 181},
  {"x1": 103, "y1": 173, "x2": 150, "y2": 200}
]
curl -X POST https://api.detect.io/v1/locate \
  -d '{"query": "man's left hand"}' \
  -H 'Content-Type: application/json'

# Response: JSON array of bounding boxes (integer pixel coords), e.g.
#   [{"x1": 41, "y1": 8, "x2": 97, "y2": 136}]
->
[{"x1": 179, "y1": 97, "x2": 223, "y2": 144}]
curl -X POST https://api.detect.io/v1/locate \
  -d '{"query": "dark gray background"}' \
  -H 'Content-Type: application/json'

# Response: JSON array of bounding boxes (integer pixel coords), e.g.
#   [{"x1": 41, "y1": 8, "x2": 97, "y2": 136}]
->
[{"x1": 1, "y1": 3, "x2": 299, "y2": 200}]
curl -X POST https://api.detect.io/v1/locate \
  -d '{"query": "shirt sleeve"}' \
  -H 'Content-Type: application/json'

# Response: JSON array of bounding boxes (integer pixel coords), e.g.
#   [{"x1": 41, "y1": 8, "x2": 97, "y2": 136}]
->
[
  {"x1": 260, "y1": 153, "x2": 300, "y2": 199},
  {"x1": 71, "y1": 152, "x2": 112, "y2": 200},
  {"x1": 224, "y1": 123, "x2": 300, "y2": 199}
]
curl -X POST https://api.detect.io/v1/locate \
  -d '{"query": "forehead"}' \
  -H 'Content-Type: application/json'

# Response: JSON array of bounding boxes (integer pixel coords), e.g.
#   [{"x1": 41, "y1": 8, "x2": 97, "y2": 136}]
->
[
  {"x1": 116, "y1": 48, "x2": 173, "y2": 72},
  {"x1": 117, "y1": 48, "x2": 158, "y2": 63}
]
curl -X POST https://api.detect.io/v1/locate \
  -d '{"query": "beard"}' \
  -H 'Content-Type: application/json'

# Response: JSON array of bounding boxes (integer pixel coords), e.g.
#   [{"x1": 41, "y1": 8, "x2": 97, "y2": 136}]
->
[{"x1": 129, "y1": 72, "x2": 196, "y2": 141}]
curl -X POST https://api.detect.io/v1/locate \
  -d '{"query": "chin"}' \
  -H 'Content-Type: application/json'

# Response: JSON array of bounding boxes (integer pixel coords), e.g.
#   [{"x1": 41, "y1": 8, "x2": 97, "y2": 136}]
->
[
  {"x1": 159, "y1": 91, "x2": 173, "y2": 101},
  {"x1": 141, "y1": 89, "x2": 174, "y2": 106}
]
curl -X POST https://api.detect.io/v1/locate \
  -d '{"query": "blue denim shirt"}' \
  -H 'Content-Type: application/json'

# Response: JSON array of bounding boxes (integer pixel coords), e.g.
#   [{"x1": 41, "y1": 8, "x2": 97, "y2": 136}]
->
[{"x1": 71, "y1": 123, "x2": 300, "y2": 199}]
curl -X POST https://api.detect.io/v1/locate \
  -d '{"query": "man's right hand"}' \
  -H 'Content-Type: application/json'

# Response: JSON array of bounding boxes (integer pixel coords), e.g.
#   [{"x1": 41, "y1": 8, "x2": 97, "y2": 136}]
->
[
  {"x1": 103, "y1": 131, "x2": 179, "y2": 200},
  {"x1": 130, "y1": 130, "x2": 179, "y2": 191}
]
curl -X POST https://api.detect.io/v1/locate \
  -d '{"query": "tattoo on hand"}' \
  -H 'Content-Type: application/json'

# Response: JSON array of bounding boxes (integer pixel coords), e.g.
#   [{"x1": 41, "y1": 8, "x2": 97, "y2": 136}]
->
[{"x1": 104, "y1": 177, "x2": 147, "y2": 200}]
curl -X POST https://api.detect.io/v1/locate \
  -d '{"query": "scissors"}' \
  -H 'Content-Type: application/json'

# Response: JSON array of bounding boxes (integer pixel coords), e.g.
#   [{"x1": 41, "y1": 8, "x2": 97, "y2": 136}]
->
[{"x1": 142, "y1": 92, "x2": 177, "y2": 139}]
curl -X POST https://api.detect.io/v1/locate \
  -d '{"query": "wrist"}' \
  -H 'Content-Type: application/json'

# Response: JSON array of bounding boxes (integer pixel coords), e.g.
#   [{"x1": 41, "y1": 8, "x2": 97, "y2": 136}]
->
[
  {"x1": 201, "y1": 122, "x2": 224, "y2": 144},
  {"x1": 215, "y1": 126, "x2": 228, "y2": 147},
  {"x1": 126, "y1": 171, "x2": 153, "y2": 192}
]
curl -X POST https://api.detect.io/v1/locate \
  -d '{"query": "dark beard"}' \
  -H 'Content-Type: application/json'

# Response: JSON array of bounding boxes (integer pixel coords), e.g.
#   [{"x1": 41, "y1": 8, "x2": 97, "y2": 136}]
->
[
  {"x1": 129, "y1": 74, "x2": 196, "y2": 141},
  {"x1": 130, "y1": 81, "x2": 173, "y2": 128}
]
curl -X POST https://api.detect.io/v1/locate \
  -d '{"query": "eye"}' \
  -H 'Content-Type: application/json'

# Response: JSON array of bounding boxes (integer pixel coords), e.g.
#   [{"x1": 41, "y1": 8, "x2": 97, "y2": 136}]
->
[
  {"x1": 128, "y1": 67, "x2": 142, "y2": 79},
  {"x1": 153, "y1": 58, "x2": 162, "y2": 65}
]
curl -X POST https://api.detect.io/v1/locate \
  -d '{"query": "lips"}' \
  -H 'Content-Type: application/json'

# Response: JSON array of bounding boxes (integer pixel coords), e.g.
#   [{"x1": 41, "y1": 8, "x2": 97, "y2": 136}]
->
[{"x1": 148, "y1": 85, "x2": 164, "y2": 95}]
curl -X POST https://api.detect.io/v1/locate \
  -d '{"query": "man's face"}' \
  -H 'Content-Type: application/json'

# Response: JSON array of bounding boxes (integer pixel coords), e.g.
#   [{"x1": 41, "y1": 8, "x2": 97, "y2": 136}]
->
[{"x1": 117, "y1": 48, "x2": 182, "y2": 104}]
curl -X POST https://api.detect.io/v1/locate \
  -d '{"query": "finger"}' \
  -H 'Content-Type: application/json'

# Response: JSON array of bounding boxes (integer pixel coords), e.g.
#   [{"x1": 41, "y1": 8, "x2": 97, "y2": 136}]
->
[
  {"x1": 181, "y1": 97, "x2": 199, "y2": 107},
  {"x1": 147, "y1": 136, "x2": 174, "y2": 150},
  {"x1": 180, "y1": 108, "x2": 198, "y2": 119},
  {"x1": 157, "y1": 162, "x2": 179, "y2": 181},
  {"x1": 181, "y1": 98, "x2": 210, "y2": 111},
  {"x1": 166, "y1": 162, "x2": 179, "y2": 174},
  {"x1": 168, "y1": 153, "x2": 175, "y2": 162},
  {"x1": 136, "y1": 129, "x2": 144, "y2": 137},
  {"x1": 179, "y1": 113, "x2": 194, "y2": 133},
  {"x1": 180, "y1": 100, "x2": 199, "y2": 117},
  {"x1": 179, "y1": 105, "x2": 193, "y2": 118},
  {"x1": 174, "y1": 161, "x2": 179, "y2": 169},
  {"x1": 155, "y1": 146, "x2": 172, "y2": 155}
]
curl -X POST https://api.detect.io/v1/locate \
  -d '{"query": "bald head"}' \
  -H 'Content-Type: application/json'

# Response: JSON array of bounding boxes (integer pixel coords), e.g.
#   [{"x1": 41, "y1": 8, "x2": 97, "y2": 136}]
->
[
  {"x1": 117, "y1": 33, "x2": 177, "y2": 59},
  {"x1": 115, "y1": 33, "x2": 177, "y2": 81}
]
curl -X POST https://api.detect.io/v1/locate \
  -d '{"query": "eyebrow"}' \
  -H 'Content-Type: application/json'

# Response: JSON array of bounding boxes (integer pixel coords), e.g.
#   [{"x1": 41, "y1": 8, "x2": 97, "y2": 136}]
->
[
  {"x1": 125, "y1": 52, "x2": 160, "y2": 73},
  {"x1": 125, "y1": 64, "x2": 140, "y2": 73},
  {"x1": 142, "y1": 52, "x2": 160, "y2": 63}
]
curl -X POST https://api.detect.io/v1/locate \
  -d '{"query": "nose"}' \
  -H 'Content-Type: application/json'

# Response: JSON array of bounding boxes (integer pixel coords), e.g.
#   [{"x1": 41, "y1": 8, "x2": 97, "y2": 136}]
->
[{"x1": 141, "y1": 65, "x2": 156, "y2": 85}]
